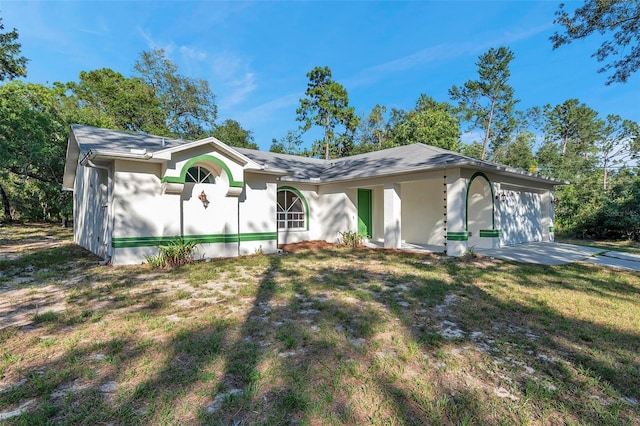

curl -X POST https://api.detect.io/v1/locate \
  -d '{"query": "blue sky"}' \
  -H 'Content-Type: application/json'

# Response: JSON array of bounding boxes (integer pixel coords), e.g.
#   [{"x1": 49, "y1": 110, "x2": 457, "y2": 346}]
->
[{"x1": 2, "y1": 1, "x2": 639, "y2": 151}]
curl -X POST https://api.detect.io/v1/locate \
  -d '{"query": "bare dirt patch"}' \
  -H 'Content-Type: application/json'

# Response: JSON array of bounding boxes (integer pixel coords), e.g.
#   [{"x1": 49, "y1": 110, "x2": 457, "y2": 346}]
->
[
  {"x1": 0, "y1": 237, "x2": 73, "y2": 262},
  {"x1": 278, "y1": 240, "x2": 340, "y2": 252}
]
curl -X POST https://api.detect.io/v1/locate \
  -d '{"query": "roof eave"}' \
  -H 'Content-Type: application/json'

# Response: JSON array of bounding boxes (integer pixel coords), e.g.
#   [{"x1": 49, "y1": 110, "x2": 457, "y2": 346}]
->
[
  {"x1": 84, "y1": 149, "x2": 153, "y2": 162},
  {"x1": 62, "y1": 131, "x2": 80, "y2": 190}
]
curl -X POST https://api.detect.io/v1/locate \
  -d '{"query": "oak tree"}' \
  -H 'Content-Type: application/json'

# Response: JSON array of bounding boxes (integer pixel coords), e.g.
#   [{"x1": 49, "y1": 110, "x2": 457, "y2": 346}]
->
[
  {"x1": 212, "y1": 119, "x2": 258, "y2": 150},
  {"x1": 0, "y1": 16, "x2": 27, "y2": 81},
  {"x1": 134, "y1": 49, "x2": 217, "y2": 139},
  {"x1": 388, "y1": 95, "x2": 460, "y2": 152}
]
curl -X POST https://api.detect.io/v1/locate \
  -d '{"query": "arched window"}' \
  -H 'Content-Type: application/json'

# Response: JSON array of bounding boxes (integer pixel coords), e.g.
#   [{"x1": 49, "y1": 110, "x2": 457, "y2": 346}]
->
[
  {"x1": 277, "y1": 189, "x2": 306, "y2": 229},
  {"x1": 185, "y1": 166, "x2": 215, "y2": 184}
]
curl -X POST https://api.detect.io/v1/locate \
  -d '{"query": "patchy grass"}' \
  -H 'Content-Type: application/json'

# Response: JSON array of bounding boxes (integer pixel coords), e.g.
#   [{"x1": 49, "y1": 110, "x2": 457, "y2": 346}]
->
[
  {"x1": 557, "y1": 236, "x2": 640, "y2": 255},
  {"x1": 1, "y1": 224, "x2": 639, "y2": 425}
]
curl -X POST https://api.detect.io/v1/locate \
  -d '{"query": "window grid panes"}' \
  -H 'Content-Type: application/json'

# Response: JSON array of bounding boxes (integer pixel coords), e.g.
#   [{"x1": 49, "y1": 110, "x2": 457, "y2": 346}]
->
[
  {"x1": 277, "y1": 190, "x2": 305, "y2": 229},
  {"x1": 185, "y1": 166, "x2": 215, "y2": 184}
]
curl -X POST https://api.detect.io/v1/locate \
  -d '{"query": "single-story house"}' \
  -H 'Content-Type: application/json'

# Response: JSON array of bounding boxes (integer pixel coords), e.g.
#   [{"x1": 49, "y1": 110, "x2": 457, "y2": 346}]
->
[{"x1": 63, "y1": 125, "x2": 565, "y2": 265}]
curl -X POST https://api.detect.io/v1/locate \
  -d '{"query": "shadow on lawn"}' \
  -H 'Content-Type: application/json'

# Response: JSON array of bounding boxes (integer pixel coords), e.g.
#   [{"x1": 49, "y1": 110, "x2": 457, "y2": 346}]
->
[
  {"x1": 1, "y1": 246, "x2": 639, "y2": 424},
  {"x1": 442, "y1": 259, "x2": 640, "y2": 399}
]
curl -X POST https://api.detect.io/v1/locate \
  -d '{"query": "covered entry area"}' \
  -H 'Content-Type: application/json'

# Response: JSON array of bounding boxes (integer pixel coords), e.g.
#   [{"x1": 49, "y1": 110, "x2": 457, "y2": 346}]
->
[
  {"x1": 466, "y1": 172, "x2": 500, "y2": 250},
  {"x1": 357, "y1": 173, "x2": 447, "y2": 253}
]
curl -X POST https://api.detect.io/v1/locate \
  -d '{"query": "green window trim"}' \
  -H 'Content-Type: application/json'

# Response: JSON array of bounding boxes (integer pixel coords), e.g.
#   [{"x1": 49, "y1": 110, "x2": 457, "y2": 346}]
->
[
  {"x1": 479, "y1": 229, "x2": 502, "y2": 238},
  {"x1": 161, "y1": 154, "x2": 244, "y2": 188},
  {"x1": 446, "y1": 231, "x2": 469, "y2": 241},
  {"x1": 112, "y1": 232, "x2": 277, "y2": 248},
  {"x1": 277, "y1": 186, "x2": 310, "y2": 231},
  {"x1": 465, "y1": 172, "x2": 496, "y2": 232}
]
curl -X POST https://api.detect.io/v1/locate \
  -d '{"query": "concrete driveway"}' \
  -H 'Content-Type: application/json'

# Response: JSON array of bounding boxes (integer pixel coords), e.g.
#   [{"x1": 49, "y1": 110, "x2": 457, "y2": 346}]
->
[{"x1": 476, "y1": 242, "x2": 640, "y2": 271}]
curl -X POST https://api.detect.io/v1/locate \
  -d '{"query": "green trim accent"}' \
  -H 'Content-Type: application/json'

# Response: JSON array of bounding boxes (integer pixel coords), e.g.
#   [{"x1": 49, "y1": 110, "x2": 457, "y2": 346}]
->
[
  {"x1": 277, "y1": 186, "x2": 310, "y2": 231},
  {"x1": 186, "y1": 234, "x2": 238, "y2": 244},
  {"x1": 239, "y1": 232, "x2": 278, "y2": 242},
  {"x1": 112, "y1": 232, "x2": 277, "y2": 248},
  {"x1": 479, "y1": 229, "x2": 502, "y2": 238},
  {"x1": 465, "y1": 172, "x2": 496, "y2": 232},
  {"x1": 112, "y1": 236, "x2": 174, "y2": 248},
  {"x1": 549, "y1": 226, "x2": 555, "y2": 233},
  {"x1": 161, "y1": 154, "x2": 244, "y2": 187},
  {"x1": 447, "y1": 231, "x2": 469, "y2": 241}
]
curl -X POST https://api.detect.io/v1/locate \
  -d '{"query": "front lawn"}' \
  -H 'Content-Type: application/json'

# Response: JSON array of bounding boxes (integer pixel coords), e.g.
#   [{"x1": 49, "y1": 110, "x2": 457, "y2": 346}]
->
[{"x1": 1, "y1": 224, "x2": 639, "y2": 425}]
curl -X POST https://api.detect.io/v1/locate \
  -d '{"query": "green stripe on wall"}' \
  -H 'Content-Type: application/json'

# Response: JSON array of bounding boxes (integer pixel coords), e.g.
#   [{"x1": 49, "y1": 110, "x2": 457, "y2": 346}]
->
[
  {"x1": 239, "y1": 232, "x2": 278, "y2": 242},
  {"x1": 446, "y1": 231, "x2": 469, "y2": 241},
  {"x1": 112, "y1": 232, "x2": 277, "y2": 248},
  {"x1": 112, "y1": 236, "x2": 175, "y2": 248},
  {"x1": 479, "y1": 229, "x2": 502, "y2": 238}
]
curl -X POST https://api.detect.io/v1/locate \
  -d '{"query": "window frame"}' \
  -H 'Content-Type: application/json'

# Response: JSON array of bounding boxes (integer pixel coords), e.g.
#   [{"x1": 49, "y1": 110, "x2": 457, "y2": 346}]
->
[
  {"x1": 185, "y1": 166, "x2": 216, "y2": 184},
  {"x1": 277, "y1": 189, "x2": 308, "y2": 230}
]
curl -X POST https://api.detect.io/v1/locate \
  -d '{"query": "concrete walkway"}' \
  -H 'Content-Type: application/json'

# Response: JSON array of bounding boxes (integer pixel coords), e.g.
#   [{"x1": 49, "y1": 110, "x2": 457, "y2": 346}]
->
[{"x1": 476, "y1": 242, "x2": 640, "y2": 271}]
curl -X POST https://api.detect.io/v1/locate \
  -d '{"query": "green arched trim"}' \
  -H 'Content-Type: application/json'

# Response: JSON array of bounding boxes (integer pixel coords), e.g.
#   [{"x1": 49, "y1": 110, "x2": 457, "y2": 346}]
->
[
  {"x1": 278, "y1": 186, "x2": 310, "y2": 231},
  {"x1": 465, "y1": 172, "x2": 496, "y2": 232},
  {"x1": 161, "y1": 154, "x2": 244, "y2": 187}
]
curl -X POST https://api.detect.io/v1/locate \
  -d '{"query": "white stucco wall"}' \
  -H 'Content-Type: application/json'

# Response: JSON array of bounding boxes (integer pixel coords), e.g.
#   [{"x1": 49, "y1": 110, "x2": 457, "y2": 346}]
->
[
  {"x1": 74, "y1": 162, "x2": 109, "y2": 259},
  {"x1": 317, "y1": 184, "x2": 358, "y2": 243},
  {"x1": 110, "y1": 160, "x2": 169, "y2": 264},
  {"x1": 446, "y1": 169, "x2": 467, "y2": 256},
  {"x1": 401, "y1": 179, "x2": 446, "y2": 246},
  {"x1": 108, "y1": 148, "x2": 266, "y2": 265},
  {"x1": 372, "y1": 186, "x2": 384, "y2": 242},
  {"x1": 239, "y1": 173, "x2": 278, "y2": 255}
]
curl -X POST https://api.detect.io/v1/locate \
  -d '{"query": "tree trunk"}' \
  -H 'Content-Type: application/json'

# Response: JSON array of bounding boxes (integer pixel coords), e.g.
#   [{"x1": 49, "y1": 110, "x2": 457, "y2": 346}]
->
[
  {"x1": 324, "y1": 114, "x2": 330, "y2": 160},
  {"x1": 482, "y1": 99, "x2": 496, "y2": 160},
  {"x1": 0, "y1": 183, "x2": 12, "y2": 221},
  {"x1": 561, "y1": 124, "x2": 572, "y2": 157}
]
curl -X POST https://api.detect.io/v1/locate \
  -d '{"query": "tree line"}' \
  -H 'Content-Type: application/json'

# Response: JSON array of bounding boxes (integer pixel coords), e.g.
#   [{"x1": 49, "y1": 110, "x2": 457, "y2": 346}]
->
[{"x1": 1, "y1": 1, "x2": 639, "y2": 241}]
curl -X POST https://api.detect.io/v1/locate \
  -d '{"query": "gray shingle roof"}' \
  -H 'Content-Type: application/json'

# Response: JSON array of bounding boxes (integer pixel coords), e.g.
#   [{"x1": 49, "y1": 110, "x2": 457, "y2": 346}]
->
[
  {"x1": 68, "y1": 125, "x2": 565, "y2": 186},
  {"x1": 71, "y1": 124, "x2": 186, "y2": 153},
  {"x1": 237, "y1": 144, "x2": 565, "y2": 185}
]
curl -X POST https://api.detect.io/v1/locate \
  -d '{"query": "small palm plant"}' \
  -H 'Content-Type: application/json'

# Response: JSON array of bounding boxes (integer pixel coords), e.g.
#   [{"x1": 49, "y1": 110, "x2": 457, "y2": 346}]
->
[{"x1": 145, "y1": 237, "x2": 199, "y2": 268}]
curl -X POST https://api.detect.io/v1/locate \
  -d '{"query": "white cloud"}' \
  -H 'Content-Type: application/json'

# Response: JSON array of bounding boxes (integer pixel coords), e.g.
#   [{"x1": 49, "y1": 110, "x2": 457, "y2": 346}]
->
[
  {"x1": 219, "y1": 72, "x2": 257, "y2": 110},
  {"x1": 347, "y1": 23, "x2": 552, "y2": 89},
  {"x1": 135, "y1": 26, "x2": 175, "y2": 55},
  {"x1": 460, "y1": 131, "x2": 485, "y2": 145},
  {"x1": 180, "y1": 46, "x2": 207, "y2": 61},
  {"x1": 232, "y1": 92, "x2": 300, "y2": 126}
]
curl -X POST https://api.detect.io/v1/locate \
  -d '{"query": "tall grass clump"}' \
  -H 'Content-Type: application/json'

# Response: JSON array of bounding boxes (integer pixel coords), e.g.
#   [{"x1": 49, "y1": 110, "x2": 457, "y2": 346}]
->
[
  {"x1": 145, "y1": 237, "x2": 199, "y2": 268},
  {"x1": 338, "y1": 230, "x2": 365, "y2": 248}
]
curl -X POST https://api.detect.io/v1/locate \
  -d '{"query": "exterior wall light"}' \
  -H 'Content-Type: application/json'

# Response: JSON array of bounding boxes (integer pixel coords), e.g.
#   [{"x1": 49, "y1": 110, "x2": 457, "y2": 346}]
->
[{"x1": 198, "y1": 190, "x2": 210, "y2": 208}]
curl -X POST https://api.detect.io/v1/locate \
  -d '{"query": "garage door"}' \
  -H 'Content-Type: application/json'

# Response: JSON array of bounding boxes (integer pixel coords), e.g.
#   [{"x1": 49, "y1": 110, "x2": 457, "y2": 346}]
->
[{"x1": 500, "y1": 190, "x2": 542, "y2": 246}]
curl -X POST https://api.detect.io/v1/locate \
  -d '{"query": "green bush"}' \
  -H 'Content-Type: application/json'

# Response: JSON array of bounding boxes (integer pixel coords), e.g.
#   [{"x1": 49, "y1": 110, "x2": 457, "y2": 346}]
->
[
  {"x1": 145, "y1": 237, "x2": 199, "y2": 268},
  {"x1": 338, "y1": 230, "x2": 366, "y2": 248}
]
